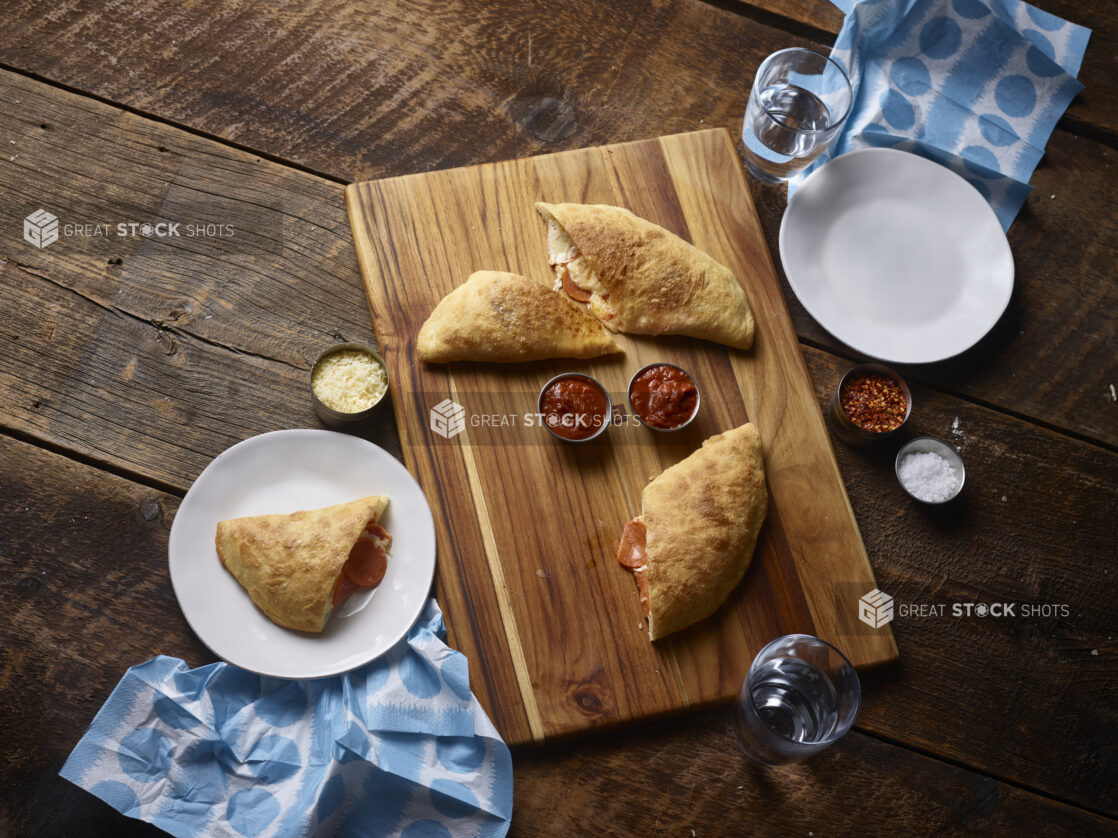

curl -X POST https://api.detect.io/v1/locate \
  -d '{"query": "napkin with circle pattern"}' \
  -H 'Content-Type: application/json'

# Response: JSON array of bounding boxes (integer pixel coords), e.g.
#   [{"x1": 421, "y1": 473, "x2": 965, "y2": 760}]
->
[
  {"x1": 60, "y1": 599, "x2": 512, "y2": 838},
  {"x1": 791, "y1": 0, "x2": 1091, "y2": 229}
]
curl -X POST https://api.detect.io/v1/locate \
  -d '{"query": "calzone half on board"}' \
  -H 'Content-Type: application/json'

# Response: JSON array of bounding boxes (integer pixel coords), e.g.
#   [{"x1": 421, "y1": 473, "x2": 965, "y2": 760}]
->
[
  {"x1": 417, "y1": 270, "x2": 623, "y2": 363},
  {"x1": 615, "y1": 423, "x2": 767, "y2": 640},
  {"x1": 216, "y1": 495, "x2": 391, "y2": 633},
  {"x1": 536, "y1": 202, "x2": 755, "y2": 350}
]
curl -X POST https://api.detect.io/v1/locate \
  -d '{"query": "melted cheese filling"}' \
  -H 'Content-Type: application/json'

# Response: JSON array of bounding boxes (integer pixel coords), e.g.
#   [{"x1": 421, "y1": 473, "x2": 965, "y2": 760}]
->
[{"x1": 546, "y1": 219, "x2": 617, "y2": 323}]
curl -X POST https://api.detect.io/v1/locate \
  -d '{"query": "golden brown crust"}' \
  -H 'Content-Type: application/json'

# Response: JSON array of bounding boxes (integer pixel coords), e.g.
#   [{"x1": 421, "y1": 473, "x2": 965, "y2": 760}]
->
[
  {"x1": 215, "y1": 495, "x2": 389, "y2": 633},
  {"x1": 640, "y1": 423, "x2": 767, "y2": 640},
  {"x1": 416, "y1": 270, "x2": 623, "y2": 363},
  {"x1": 535, "y1": 203, "x2": 755, "y2": 349}
]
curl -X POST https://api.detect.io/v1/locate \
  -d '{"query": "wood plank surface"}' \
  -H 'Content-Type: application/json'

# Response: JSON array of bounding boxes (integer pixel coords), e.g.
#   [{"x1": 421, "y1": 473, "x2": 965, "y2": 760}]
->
[
  {"x1": 2, "y1": 68, "x2": 1114, "y2": 813},
  {"x1": 0, "y1": 71, "x2": 388, "y2": 488},
  {"x1": 3, "y1": 435, "x2": 1112, "y2": 835},
  {"x1": 0, "y1": 435, "x2": 202, "y2": 838},
  {"x1": 0, "y1": 0, "x2": 790, "y2": 180},
  {"x1": 514, "y1": 712, "x2": 1118, "y2": 837},
  {"x1": 1, "y1": 0, "x2": 1112, "y2": 161},
  {"x1": 802, "y1": 346, "x2": 1118, "y2": 816},
  {"x1": 345, "y1": 127, "x2": 895, "y2": 745},
  {"x1": 1, "y1": 1, "x2": 1113, "y2": 448}
]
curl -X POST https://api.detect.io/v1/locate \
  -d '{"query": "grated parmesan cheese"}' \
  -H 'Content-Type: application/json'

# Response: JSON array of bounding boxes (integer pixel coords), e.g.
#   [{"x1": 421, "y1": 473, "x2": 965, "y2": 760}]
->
[{"x1": 312, "y1": 349, "x2": 387, "y2": 413}]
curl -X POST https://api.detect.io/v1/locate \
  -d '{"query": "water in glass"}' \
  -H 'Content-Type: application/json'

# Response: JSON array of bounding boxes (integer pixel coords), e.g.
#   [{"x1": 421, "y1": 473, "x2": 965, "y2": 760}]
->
[
  {"x1": 748, "y1": 655, "x2": 839, "y2": 743},
  {"x1": 743, "y1": 82, "x2": 833, "y2": 181},
  {"x1": 734, "y1": 634, "x2": 860, "y2": 765}
]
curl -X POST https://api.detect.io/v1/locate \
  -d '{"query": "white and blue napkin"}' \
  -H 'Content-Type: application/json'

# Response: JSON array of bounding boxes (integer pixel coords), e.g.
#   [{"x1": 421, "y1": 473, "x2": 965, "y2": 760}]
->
[
  {"x1": 61, "y1": 600, "x2": 512, "y2": 838},
  {"x1": 791, "y1": 0, "x2": 1091, "y2": 229}
]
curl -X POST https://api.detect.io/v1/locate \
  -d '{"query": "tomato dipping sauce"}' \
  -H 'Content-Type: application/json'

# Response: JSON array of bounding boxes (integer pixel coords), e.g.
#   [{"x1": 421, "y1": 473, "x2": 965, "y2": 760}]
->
[
  {"x1": 539, "y1": 374, "x2": 611, "y2": 441},
  {"x1": 627, "y1": 363, "x2": 700, "y2": 430}
]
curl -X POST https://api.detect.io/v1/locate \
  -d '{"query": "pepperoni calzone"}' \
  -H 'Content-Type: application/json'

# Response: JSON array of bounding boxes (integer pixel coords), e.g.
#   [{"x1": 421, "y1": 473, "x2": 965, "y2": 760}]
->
[
  {"x1": 616, "y1": 423, "x2": 767, "y2": 640},
  {"x1": 216, "y1": 495, "x2": 391, "y2": 633},
  {"x1": 417, "y1": 270, "x2": 622, "y2": 363},
  {"x1": 536, "y1": 202, "x2": 755, "y2": 350}
]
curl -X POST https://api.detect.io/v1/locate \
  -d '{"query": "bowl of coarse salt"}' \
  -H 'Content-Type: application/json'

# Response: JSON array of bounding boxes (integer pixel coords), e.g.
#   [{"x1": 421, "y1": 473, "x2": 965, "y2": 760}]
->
[
  {"x1": 310, "y1": 342, "x2": 389, "y2": 429},
  {"x1": 894, "y1": 437, "x2": 965, "y2": 504}
]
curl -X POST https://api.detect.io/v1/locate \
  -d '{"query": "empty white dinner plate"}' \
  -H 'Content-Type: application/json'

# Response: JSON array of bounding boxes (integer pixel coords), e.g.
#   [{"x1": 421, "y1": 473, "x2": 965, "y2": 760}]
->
[
  {"x1": 169, "y1": 429, "x2": 436, "y2": 678},
  {"x1": 780, "y1": 148, "x2": 1014, "y2": 364}
]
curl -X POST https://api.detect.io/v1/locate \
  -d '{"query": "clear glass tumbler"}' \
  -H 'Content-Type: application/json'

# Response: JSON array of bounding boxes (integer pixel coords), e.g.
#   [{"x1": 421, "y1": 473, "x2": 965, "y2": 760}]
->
[
  {"x1": 735, "y1": 634, "x2": 861, "y2": 765},
  {"x1": 741, "y1": 48, "x2": 853, "y2": 183}
]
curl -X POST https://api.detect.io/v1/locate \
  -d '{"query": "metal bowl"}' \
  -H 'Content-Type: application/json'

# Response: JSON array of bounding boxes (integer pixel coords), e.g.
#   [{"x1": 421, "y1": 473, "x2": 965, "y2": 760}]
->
[
  {"x1": 895, "y1": 437, "x2": 965, "y2": 504},
  {"x1": 626, "y1": 362, "x2": 701, "y2": 432},
  {"x1": 829, "y1": 363, "x2": 912, "y2": 446},
  {"x1": 310, "y1": 342, "x2": 389, "y2": 429},
  {"x1": 538, "y1": 372, "x2": 612, "y2": 443}
]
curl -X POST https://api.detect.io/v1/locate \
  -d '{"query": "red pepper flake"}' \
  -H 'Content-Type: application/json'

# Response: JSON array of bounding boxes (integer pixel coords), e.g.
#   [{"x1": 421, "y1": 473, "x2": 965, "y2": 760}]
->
[{"x1": 841, "y1": 373, "x2": 907, "y2": 433}]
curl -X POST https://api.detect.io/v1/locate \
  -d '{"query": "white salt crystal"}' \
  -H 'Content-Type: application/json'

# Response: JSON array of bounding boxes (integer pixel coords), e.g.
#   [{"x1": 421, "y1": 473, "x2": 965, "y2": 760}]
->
[{"x1": 898, "y1": 451, "x2": 959, "y2": 502}]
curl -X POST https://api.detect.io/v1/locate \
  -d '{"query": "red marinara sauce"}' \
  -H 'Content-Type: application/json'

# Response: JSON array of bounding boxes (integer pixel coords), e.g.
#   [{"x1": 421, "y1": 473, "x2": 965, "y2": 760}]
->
[
  {"x1": 628, "y1": 364, "x2": 699, "y2": 430},
  {"x1": 540, "y1": 375, "x2": 610, "y2": 441}
]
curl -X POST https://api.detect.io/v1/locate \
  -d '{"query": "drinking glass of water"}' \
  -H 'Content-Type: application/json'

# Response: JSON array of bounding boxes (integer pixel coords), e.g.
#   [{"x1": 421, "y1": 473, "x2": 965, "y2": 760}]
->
[
  {"x1": 742, "y1": 48, "x2": 853, "y2": 183},
  {"x1": 735, "y1": 634, "x2": 861, "y2": 765}
]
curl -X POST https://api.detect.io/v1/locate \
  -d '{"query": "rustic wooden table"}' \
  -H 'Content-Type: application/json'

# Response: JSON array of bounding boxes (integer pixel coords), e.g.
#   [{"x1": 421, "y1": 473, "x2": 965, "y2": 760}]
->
[{"x1": 1, "y1": 0, "x2": 1114, "y2": 835}]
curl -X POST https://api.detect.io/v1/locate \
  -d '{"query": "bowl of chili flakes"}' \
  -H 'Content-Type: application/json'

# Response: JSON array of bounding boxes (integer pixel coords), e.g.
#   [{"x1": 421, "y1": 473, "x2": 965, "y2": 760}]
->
[{"x1": 829, "y1": 363, "x2": 911, "y2": 446}]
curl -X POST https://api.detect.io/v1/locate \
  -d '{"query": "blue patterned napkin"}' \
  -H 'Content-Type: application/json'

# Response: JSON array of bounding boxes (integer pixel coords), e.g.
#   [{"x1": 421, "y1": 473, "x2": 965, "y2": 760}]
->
[
  {"x1": 790, "y1": 0, "x2": 1090, "y2": 229},
  {"x1": 61, "y1": 600, "x2": 512, "y2": 838}
]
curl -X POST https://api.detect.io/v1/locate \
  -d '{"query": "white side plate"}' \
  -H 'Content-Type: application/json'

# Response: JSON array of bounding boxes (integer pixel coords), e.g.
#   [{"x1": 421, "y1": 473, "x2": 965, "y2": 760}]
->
[
  {"x1": 780, "y1": 147, "x2": 1014, "y2": 364},
  {"x1": 169, "y1": 429, "x2": 436, "y2": 678}
]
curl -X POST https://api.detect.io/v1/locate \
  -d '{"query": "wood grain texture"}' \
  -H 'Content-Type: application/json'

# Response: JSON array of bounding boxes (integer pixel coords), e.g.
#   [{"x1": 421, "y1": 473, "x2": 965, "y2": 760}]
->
[
  {"x1": 0, "y1": 71, "x2": 392, "y2": 489},
  {"x1": 0, "y1": 0, "x2": 788, "y2": 180},
  {"x1": 3, "y1": 434, "x2": 1112, "y2": 835},
  {"x1": 801, "y1": 346, "x2": 1118, "y2": 816},
  {"x1": 346, "y1": 128, "x2": 897, "y2": 745},
  {"x1": 0, "y1": 435, "x2": 204, "y2": 838},
  {"x1": 514, "y1": 711, "x2": 1118, "y2": 837},
  {"x1": 1, "y1": 0, "x2": 1111, "y2": 165},
  {"x1": 2, "y1": 2, "x2": 1112, "y2": 447}
]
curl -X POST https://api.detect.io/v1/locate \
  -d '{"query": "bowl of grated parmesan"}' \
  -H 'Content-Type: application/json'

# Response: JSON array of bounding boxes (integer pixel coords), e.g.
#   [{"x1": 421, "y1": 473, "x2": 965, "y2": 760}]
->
[{"x1": 310, "y1": 342, "x2": 389, "y2": 428}]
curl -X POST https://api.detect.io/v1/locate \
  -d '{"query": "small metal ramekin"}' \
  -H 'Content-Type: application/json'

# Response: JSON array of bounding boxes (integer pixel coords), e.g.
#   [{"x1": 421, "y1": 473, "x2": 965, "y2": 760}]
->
[
  {"x1": 895, "y1": 437, "x2": 965, "y2": 504},
  {"x1": 310, "y1": 342, "x2": 389, "y2": 429},
  {"x1": 538, "y1": 372, "x2": 612, "y2": 443},
  {"x1": 829, "y1": 363, "x2": 912, "y2": 446},
  {"x1": 626, "y1": 362, "x2": 701, "y2": 432}
]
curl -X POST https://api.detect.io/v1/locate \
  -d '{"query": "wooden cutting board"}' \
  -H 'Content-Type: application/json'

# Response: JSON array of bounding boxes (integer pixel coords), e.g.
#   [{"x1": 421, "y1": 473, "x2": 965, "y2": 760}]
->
[{"x1": 345, "y1": 128, "x2": 897, "y2": 745}]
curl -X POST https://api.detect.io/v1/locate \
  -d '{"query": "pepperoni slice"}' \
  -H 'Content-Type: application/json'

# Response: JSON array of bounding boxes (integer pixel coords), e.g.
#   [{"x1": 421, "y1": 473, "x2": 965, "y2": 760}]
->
[
  {"x1": 634, "y1": 567, "x2": 650, "y2": 617},
  {"x1": 333, "y1": 522, "x2": 391, "y2": 607},
  {"x1": 615, "y1": 520, "x2": 646, "y2": 569},
  {"x1": 344, "y1": 537, "x2": 388, "y2": 587},
  {"x1": 561, "y1": 265, "x2": 592, "y2": 303},
  {"x1": 332, "y1": 573, "x2": 359, "y2": 608},
  {"x1": 615, "y1": 520, "x2": 650, "y2": 616}
]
